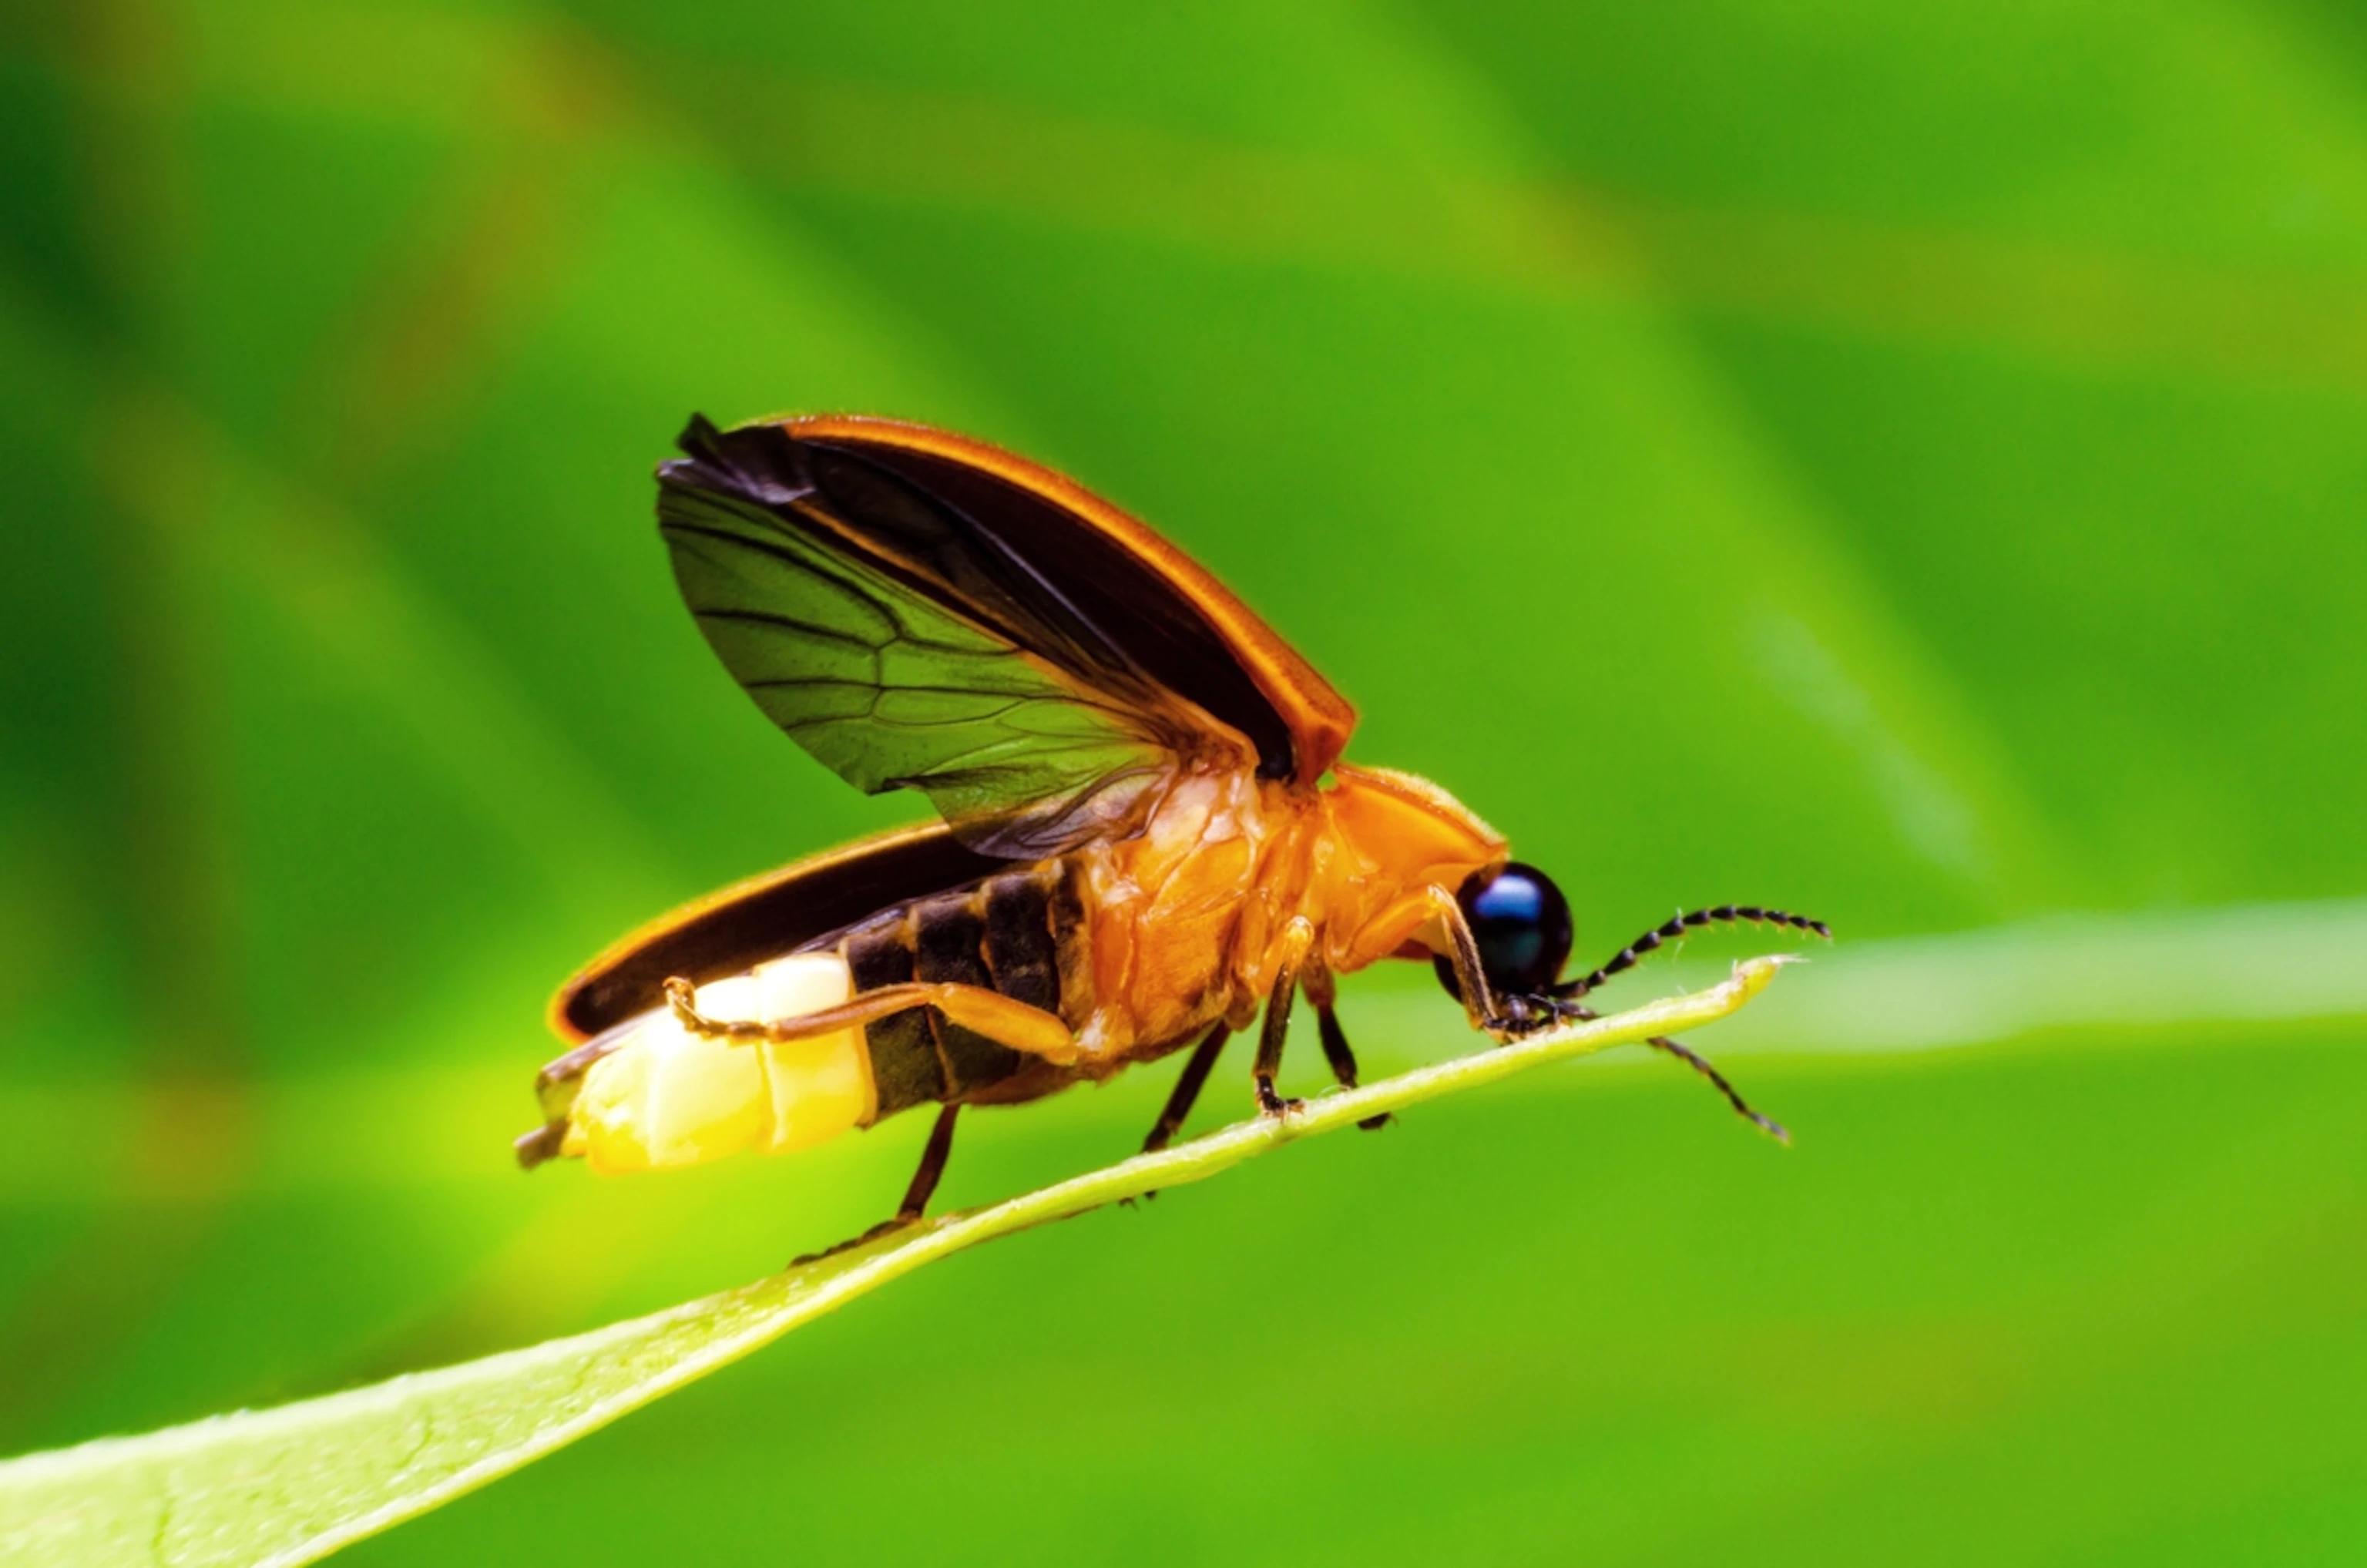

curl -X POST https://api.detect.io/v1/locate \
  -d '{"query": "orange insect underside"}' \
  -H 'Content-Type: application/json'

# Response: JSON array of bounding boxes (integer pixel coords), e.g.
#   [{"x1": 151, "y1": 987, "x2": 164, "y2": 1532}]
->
[{"x1": 1063, "y1": 760, "x2": 1506, "y2": 1067}]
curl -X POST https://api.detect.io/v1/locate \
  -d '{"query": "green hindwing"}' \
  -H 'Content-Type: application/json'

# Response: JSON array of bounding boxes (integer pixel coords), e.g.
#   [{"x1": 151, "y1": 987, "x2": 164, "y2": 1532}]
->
[{"x1": 660, "y1": 480, "x2": 1167, "y2": 856}]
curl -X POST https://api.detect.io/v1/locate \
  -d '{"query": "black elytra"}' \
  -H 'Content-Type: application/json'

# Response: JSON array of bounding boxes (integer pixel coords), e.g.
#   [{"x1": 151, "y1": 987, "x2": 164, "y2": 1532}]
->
[{"x1": 1432, "y1": 861, "x2": 1574, "y2": 1002}]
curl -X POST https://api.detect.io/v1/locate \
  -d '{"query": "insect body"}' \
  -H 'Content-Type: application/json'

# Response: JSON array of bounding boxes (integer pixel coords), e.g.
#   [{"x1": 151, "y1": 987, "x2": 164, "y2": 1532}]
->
[{"x1": 518, "y1": 415, "x2": 1828, "y2": 1238}]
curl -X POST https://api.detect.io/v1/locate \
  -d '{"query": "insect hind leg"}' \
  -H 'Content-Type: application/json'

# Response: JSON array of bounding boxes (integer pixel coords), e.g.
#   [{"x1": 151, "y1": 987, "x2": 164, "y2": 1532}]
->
[
  {"x1": 665, "y1": 975, "x2": 1076, "y2": 1064},
  {"x1": 788, "y1": 1102, "x2": 965, "y2": 1267},
  {"x1": 1141, "y1": 1025, "x2": 1232, "y2": 1157}
]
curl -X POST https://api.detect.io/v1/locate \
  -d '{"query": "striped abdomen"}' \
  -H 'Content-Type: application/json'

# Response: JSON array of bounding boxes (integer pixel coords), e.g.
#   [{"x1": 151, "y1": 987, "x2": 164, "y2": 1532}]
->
[
  {"x1": 523, "y1": 858, "x2": 1090, "y2": 1173},
  {"x1": 828, "y1": 858, "x2": 1089, "y2": 1116}
]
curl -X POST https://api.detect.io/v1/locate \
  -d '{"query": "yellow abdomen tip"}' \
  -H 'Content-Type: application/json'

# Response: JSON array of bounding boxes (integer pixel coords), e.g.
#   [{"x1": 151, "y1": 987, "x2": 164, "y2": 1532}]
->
[{"x1": 562, "y1": 954, "x2": 876, "y2": 1174}]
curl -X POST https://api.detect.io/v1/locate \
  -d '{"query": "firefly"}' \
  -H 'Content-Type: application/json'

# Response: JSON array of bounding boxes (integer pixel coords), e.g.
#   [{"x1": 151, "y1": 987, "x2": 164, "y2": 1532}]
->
[{"x1": 518, "y1": 415, "x2": 1828, "y2": 1245}]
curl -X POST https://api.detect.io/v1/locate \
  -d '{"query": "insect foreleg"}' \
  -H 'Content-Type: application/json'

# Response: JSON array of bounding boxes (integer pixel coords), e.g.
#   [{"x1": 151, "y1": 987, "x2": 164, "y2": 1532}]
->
[
  {"x1": 1422, "y1": 885, "x2": 1521, "y2": 1035},
  {"x1": 664, "y1": 975, "x2": 1076, "y2": 1065}
]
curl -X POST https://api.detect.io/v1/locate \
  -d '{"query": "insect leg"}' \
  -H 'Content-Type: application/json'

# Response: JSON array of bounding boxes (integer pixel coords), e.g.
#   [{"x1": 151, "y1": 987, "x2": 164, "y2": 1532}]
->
[
  {"x1": 895, "y1": 1103, "x2": 962, "y2": 1219},
  {"x1": 787, "y1": 1104, "x2": 964, "y2": 1266},
  {"x1": 666, "y1": 976, "x2": 1076, "y2": 1064},
  {"x1": 1553, "y1": 905, "x2": 1831, "y2": 1001},
  {"x1": 1422, "y1": 885, "x2": 1527, "y2": 1035},
  {"x1": 1123, "y1": 1025, "x2": 1233, "y2": 1208},
  {"x1": 1254, "y1": 966, "x2": 1302, "y2": 1116},
  {"x1": 1313, "y1": 1003, "x2": 1392, "y2": 1131},
  {"x1": 1141, "y1": 1024, "x2": 1232, "y2": 1155},
  {"x1": 1253, "y1": 918, "x2": 1318, "y2": 1116}
]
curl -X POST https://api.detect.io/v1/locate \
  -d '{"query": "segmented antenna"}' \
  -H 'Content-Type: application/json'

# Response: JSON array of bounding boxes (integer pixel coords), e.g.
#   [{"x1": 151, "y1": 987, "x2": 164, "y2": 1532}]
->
[
  {"x1": 1549, "y1": 999, "x2": 1790, "y2": 1144},
  {"x1": 1553, "y1": 905, "x2": 1830, "y2": 1001},
  {"x1": 1647, "y1": 1034, "x2": 1791, "y2": 1144}
]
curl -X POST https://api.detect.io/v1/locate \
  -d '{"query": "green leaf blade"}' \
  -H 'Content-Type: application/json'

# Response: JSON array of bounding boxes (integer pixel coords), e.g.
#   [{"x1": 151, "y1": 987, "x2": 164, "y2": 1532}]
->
[{"x1": 0, "y1": 960, "x2": 1788, "y2": 1568}]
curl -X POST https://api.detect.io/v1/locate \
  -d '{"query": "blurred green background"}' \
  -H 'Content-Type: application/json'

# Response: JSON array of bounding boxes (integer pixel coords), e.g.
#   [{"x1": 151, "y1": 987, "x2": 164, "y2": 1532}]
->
[{"x1": 5, "y1": 1, "x2": 2365, "y2": 1562}]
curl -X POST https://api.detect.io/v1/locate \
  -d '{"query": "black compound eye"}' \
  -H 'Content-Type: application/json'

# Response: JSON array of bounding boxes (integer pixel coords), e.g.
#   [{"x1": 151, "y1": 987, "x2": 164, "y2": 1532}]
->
[{"x1": 1433, "y1": 862, "x2": 1573, "y2": 1002}]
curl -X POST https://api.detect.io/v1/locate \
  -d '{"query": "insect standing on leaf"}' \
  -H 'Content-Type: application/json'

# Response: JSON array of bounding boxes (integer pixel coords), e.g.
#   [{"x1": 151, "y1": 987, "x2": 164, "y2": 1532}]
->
[{"x1": 516, "y1": 414, "x2": 1830, "y2": 1248}]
